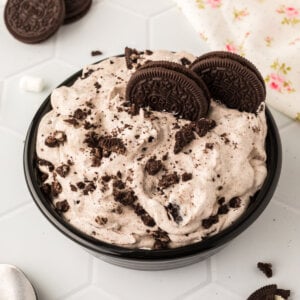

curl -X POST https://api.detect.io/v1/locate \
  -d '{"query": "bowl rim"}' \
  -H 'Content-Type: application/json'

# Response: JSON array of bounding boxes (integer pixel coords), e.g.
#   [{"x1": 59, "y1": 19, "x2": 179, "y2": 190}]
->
[{"x1": 23, "y1": 55, "x2": 282, "y2": 261}]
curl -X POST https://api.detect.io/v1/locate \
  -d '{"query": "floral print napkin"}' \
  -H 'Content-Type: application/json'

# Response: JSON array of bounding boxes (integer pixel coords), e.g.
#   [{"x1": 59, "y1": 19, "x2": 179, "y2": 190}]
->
[{"x1": 174, "y1": 0, "x2": 300, "y2": 120}]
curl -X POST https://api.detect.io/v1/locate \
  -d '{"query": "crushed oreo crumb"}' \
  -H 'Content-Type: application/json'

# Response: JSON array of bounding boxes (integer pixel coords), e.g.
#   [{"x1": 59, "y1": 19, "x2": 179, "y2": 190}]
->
[
  {"x1": 145, "y1": 157, "x2": 163, "y2": 175},
  {"x1": 95, "y1": 216, "x2": 108, "y2": 225},
  {"x1": 81, "y1": 69, "x2": 95, "y2": 79},
  {"x1": 148, "y1": 136, "x2": 154, "y2": 143},
  {"x1": 113, "y1": 179, "x2": 125, "y2": 190},
  {"x1": 202, "y1": 215, "x2": 219, "y2": 229},
  {"x1": 56, "y1": 164, "x2": 70, "y2": 178},
  {"x1": 145, "y1": 49, "x2": 153, "y2": 55},
  {"x1": 220, "y1": 133, "x2": 230, "y2": 144},
  {"x1": 158, "y1": 172, "x2": 180, "y2": 189},
  {"x1": 257, "y1": 262, "x2": 273, "y2": 278},
  {"x1": 55, "y1": 200, "x2": 69, "y2": 213},
  {"x1": 113, "y1": 189, "x2": 137, "y2": 206},
  {"x1": 217, "y1": 204, "x2": 229, "y2": 215},
  {"x1": 99, "y1": 136, "x2": 126, "y2": 155},
  {"x1": 94, "y1": 82, "x2": 101, "y2": 91},
  {"x1": 182, "y1": 172, "x2": 192, "y2": 181},
  {"x1": 205, "y1": 143, "x2": 214, "y2": 150},
  {"x1": 45, "y1": 131, "x2": 67, "y2": 148},
  {"x1": 70, "y1": 184, "x2": 78, "y2": 192},
  {"x1": 134, "y1": 203, "x2": 156, "y2": 227},
  {"x1": 64, "y1": 118, "x2": 79, "y2": 127},
  {"x1": 192, "y1": 118, "x2": 216, "y2": 137},
  {"x1": 101, "y1": 175, "x2": 112, "y2": 182},
  {"x1": 162, "y1": 153, "x2": 168, "y2": 161},
  {"x1": 125, "y1": 47, "x2": 141, "y2": 69},
  {"x1": 76, "y1": 181, "x2": 86, "y2": 189},
  {"x1": 152, "y1": 229, "x2": 171, "y2": 249},
  {"x1": 83, "y1": 182, "x2": 96, "y2": 195},
  {"x1": 73, "y1": 108, "x2": 87, "y2": 120},
  {"x1": 229, "y1": 197, "x2": 241, "y2": 208},
  {"x1": 51, "y1": 181, "x2": 62, "y2": 197},
  {"x1": 174, "y1": 124, "x2": 195, "y2": 154},
  {"x1": 166, "y1": 203, "x2": 182, "y2": 223},
  {"x1": 180, "y1": 57, "x2": 191, "y2": 66},
  {"x1": 37, "y1": 158, "x2": 54, "y2": 172}
]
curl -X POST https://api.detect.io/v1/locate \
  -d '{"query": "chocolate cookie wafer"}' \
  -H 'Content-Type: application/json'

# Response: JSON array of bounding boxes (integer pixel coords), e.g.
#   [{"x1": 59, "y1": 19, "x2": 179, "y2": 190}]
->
[
  {"x1": 190, "y1": 51, "x2": 266, "y2": 113},
  {"x1": 4, "y1": 0, "x2": 65, "y2": 44},
  {"x1": 64, "y1": 0, "x2": 92, "y2": 24},
  {"x1": 247, "y1": 284, "x2": 291, "y2": 300},
  {"x1": 126, "y1": 62, "x2": 210, "y2": 121},
  {"x1": 139, "y1": 60, "x2": 211, "y2": 103}
]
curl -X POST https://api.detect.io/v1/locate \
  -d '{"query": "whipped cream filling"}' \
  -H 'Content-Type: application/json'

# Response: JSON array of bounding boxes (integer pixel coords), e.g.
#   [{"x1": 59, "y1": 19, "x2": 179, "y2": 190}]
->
[{"x1": 36, "y1": 50, "x2": 267, "y2": 249}]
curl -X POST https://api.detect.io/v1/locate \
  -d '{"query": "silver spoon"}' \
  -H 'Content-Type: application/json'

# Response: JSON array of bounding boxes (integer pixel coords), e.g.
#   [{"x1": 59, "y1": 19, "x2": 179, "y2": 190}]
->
[{"x1": 0, "y1": 264, "x2": 37, "y2": 300}]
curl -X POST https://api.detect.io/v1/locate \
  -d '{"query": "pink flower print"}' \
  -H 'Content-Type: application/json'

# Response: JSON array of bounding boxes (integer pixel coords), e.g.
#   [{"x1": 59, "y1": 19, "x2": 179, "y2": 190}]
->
[
  {"x1": 268, "y1": 74, "x2": 283, "y2": 91},
  {"x1": 233, "y1": 8, "x2": 249, "y2": 21},
  {"x1": 206, "y1": 0, "x2": 222, "y2": 9},
  {"x1": 265, "y1": 61, "x2": 295, "y2": 94},
  {"x1": 276, "y1": 5, "x2": 300, "y2": 25},
  {"x1": 285, "y1": 6, "x2": 299, "y2": 18},
  {"x1": 225, "y1": 43, "x2": 237, "y2": 53}
]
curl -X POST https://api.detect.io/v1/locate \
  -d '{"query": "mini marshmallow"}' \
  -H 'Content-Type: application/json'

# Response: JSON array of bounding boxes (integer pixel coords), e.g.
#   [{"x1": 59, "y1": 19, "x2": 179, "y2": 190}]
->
[
  {"x1": 20, "y1": 76, "x2": 45, "y2": 93},
  {"x1": 0, "y1": 264, "x2": 37, "y2": 300}
]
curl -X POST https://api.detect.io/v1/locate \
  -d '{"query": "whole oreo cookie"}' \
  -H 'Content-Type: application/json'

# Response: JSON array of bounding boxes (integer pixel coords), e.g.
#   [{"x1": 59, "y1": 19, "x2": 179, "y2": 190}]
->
[
  {"x1": 190, "y1": 51, "x2": 266, "y2": 113},
  {"x1": 140, "y1": 60, "x2": 211, "y2": 103},
  {"x1": 126, "y1": 62, "x2": 210, "y2": 121},
  {"x1": 4, "y1": 0, "x2": 65, "y2": 44},
  {"x1": 64, "y1": 0, "x2": 92, "y2": 24}
]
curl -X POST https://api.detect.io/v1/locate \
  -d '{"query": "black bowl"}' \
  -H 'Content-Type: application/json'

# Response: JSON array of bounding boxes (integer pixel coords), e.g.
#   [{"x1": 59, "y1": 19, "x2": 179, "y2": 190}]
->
[{"x1": 23, "y1": 57, "x2": 282, "y2": 270}]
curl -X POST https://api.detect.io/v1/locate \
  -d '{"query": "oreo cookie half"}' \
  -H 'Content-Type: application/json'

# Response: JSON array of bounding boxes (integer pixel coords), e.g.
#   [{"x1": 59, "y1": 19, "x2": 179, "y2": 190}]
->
[
  {"x1": 126, "y1": 62, "x2": 210, "y2": 121},
  {"x1": 190, "y1": 51, "x2": 266, "y2": 113},
  {"x1": 64, "y1": 0, "x2": 92, "y2": 24},
  {"x1": 247, "y1": 284, "x2": 291, "y2": 300},
  {"x1": 4, "y1": 0, "x2": 65, "y2": 44}
]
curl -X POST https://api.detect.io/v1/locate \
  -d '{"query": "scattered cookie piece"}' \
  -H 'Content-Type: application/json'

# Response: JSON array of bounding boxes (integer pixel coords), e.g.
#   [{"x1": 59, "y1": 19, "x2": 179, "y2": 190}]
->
[
  {"x1": 257, "y1": 262, "x2": 273, "y2": 278},
  {"x1": 91, "y1": 50, "x2": 103, "y2": 56},
  {"x1": 20, "y1": 76, "x2": 45, "y2": 93}
]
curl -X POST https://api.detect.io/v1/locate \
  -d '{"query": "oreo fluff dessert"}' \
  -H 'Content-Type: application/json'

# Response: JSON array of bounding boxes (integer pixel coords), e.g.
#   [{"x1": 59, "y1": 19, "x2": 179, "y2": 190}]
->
[{"x1": 36, "y1": 48, "x2": 267, "y2": 249}]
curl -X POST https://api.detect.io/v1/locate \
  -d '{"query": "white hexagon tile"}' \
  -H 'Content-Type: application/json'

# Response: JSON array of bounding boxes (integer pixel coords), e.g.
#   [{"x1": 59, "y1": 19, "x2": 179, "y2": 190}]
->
[{"x1": 0, "y1": 0, "x2": 300, "y2": 299}]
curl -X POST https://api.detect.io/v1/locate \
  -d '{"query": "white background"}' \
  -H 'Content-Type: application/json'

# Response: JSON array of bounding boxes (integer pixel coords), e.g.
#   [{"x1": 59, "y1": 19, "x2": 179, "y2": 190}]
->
[{"x1": 0, "y1": 0, "x2": 299, "y2": 299}]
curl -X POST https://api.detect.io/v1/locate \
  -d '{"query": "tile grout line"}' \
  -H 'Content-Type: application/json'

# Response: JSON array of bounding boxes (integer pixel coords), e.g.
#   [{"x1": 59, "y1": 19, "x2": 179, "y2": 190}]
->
[
  {"x1": 0, "y1": 124, "x2": 25, "y2": 140},
  {"x1": 278, "y1": 120, "x2": 298, "y2": 132},
  {"x1": 272, "y1": 198, "x2": 300, "y2": 215},
  {"x1": 148, "y1": 4, "x2": 177, "y2": 18},
  {"x1": 106, "y1": 0, "x2": 148, "y2": 19},
  {"x1": 0, "y1": 201, "x2": 33, "y2": 219}
]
